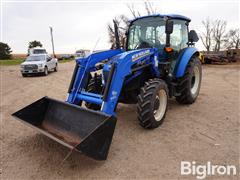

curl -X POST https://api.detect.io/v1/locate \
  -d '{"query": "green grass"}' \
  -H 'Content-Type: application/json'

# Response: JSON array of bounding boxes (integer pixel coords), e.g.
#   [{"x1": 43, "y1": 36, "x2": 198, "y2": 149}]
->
[
  {"x1": 0, "y1": 58, "x2": 25, "y2": 66},
  {"x1": 0, "y1": 58, "x2": 74, "y2": 65},
  {"x1": 58, "y1": 58, "x2": 74, "y2": 63}
]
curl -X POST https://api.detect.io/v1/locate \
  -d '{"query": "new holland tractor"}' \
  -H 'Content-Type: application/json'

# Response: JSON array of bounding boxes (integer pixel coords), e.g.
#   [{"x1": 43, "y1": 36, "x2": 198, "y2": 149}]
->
[{"x1": 13, "y1": 14, "x2": 202, "y2": 160}]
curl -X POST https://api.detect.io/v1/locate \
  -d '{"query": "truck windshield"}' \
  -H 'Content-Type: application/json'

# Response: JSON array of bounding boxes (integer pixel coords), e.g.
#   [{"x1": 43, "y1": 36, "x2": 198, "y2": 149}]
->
[
  {"x1": 127, "y1": 17, "x2": 166, "y2": 50},
  {"x1": 76, "y1": 52, "x2": 85, "y2": 57},
  {"x1": 33, "y1": 49, "x2": 47, "y2": 54},
  {"x1": 26, "y1": 55, "x2": 45, "y2": 61}
]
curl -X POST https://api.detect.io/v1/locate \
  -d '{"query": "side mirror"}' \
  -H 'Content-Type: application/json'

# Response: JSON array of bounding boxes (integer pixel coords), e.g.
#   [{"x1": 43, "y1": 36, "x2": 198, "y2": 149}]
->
[
  {"x1": 165, "y1": 20, "x2": 174, "y2": 34},
  {"x1": 189, "y1": 30, "x2": 199, "y2": 43},
  {"x1": 47, "y1": 57, "x2": 51, "y2": 62}
]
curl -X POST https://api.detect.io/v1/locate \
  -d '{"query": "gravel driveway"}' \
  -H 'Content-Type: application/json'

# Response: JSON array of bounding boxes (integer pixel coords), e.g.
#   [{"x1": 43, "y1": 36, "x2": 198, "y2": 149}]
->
[{"x1": 1, "y1": 62, "x2": 239, "y2": 179}]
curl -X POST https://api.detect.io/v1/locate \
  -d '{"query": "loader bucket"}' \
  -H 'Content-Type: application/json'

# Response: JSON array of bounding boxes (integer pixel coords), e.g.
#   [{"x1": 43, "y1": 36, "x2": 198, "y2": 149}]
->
[{"x1": 12, "y1": 97, "x2": 117, "y2": 160}]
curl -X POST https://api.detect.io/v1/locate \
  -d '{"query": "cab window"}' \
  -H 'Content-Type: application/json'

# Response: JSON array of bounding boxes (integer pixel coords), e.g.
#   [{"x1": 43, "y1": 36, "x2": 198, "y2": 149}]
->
[{"x1": 170, "y1": 20, "x2": 188, "y2": 51}]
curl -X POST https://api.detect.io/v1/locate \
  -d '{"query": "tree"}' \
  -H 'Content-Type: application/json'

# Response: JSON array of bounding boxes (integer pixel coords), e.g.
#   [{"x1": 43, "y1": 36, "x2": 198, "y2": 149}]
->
[
  {"x1": 127, "y1": 1, "x2": 157, "y2": 18},
  {"x1": 108, "y1": 15, "x2": 129, "y2": 49},
  {"x1": 212, "y1": 19, "x2": 227, "y2": 52},
  {"x1": 199, "y1": 18, "x2": 213, "y2": 52},
  {"x1": 108, "y1": 0, "x2": 158, "y2": 48},
  {"x1": 28, "y1": 40, "x2": 42, "y2": 49},
  {"x1": 224, "y1": 29, "x2": 240, "y2": 49},
  {"x1": 0, "y1": 42, "x2": 12, "y2": 59}
]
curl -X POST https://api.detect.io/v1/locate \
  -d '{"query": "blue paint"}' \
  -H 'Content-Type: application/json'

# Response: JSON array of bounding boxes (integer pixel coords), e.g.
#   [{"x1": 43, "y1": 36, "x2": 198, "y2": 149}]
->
[
  {"x1": 67, "y1": 49, "x2": 123, "y2": 104},
  {"x1": 174, "y1": 47, "x2": 198, "y2": 78},
  {"x1": 129, "y1": 14, "x2": 191, "y2": 24},
  {"x1": 77, "y1": 94, "x2": 102, "y2": 105},
  {"x1": 66, "y1": 16, "x2": 199, "y2": 117}
]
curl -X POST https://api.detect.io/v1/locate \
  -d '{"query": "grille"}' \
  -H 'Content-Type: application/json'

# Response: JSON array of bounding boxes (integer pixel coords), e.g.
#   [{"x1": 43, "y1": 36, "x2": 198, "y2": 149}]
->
[{"x1": 24, "y1": 64, "x2": 38, "y2": 70}]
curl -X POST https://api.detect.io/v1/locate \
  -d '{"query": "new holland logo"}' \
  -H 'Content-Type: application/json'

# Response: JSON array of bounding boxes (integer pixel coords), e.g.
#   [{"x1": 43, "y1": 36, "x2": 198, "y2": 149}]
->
[{"x1": 132, "y1": 50, "x2": 150, "y2": 62}]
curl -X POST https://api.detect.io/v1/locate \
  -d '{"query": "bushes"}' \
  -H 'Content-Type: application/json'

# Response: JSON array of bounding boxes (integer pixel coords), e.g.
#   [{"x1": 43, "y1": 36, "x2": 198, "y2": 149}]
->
[{"x1": 0, "y1": 42, "x2": 12, "y2": 59}]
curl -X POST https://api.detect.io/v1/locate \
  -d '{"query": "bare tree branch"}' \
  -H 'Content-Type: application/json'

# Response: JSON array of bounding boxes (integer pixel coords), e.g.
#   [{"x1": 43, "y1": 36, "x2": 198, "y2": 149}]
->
[
  {"x1": 144, "y1": 0, "x2": 157, "y2": 15},
  {"x1": 107, "y1": 15, "x2": 129, "y2": 49},
  {"x1": 212, "y1": 19, "x2": 227, "y2": 52},
  {"x1": 224, "y1": 28, "x2": 240, "y2": 49},
  {"x1": 199, "y1": 18, "x2": 213, "y2": 52},
  {"x1": 127, "y1": 4, "x2": 140, "y2": 18},
  {"x1": 108, "y1": 1, "x2": 159, "y2": 48}
]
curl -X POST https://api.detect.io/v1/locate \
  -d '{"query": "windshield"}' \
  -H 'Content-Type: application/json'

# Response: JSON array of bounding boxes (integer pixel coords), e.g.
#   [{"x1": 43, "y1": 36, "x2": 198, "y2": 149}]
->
[
  {"x1": 33, "y1": 49, "x2": 46, "y2": 54},
  {"x1": 127, "y1": 17, "x2": 166, "y2": 50},
  {"x1": 76, "y1": 51, "x2": 85, "y2": 57},
  {"x1": 26, "y1": 55, "x2": 45, "y2": 61},
  {"x1": 128, "y1": 17, "x2": 189, "y2": 51}
]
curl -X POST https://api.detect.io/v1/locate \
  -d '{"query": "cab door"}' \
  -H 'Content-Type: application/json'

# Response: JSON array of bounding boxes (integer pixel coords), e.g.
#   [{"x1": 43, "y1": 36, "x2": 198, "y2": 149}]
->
[
  {"x1": 46, "y1": 55, "x2": 53, "y2": 69},
  {"x1": 168, "y1": 20, "x2": 189, "y2": 72}
]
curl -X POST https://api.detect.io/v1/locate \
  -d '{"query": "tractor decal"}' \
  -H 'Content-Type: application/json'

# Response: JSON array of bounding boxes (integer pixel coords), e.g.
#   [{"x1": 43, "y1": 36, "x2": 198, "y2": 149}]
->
[{"x1": 132, "y1": 49, "x2": 151, "y2": 62}]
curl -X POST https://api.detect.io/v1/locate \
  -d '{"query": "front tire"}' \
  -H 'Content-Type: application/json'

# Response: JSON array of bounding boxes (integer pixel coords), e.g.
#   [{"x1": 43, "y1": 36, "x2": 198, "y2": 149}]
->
[
  {"x1": 137, "y1": 79, "x2": 168, "y2": 129},
  {"x1": 54, "y1": 64, "x2": 58, "y2": 72},
  {"x1": 44, "y1": 66, "x2": 48, "y2": 76},
  {"x1": 176, "y1": 57, "x2": 202, "y2": 104}
]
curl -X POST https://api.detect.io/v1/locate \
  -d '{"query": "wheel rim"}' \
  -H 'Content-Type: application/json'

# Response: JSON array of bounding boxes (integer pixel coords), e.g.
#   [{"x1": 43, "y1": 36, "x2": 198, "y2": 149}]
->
[
  {"x1": 191, "y1": 66, "x2": 200, "y2": 95},
  {"x1": 153, "y1": 89, "x2": 167, "y2": 121}
]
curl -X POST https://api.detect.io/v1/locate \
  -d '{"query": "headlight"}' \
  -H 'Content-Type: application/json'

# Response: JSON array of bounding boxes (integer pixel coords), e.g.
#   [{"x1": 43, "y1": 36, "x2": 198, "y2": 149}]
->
[
  {"x1": 38, "y1": 64, "x2": 43, "y2": 68},
  {"x1": 21, "y1": 65, "x2": 24, "y2": 68}
]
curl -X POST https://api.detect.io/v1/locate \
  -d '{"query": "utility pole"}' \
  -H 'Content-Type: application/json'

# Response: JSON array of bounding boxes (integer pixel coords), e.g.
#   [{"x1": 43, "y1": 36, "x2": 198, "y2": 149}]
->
[{"x1": 49, "y1": 26, "x2": 56, "y2": 57}]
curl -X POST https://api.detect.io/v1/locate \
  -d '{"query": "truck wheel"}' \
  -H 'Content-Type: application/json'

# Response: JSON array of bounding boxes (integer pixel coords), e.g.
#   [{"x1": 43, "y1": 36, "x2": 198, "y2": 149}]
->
[
  {"x1": 137, "y1": 79, "x2": 168, "y2": 129},
  {"x1": 176, "y1": 57, "x2": 202, "y2": 104},
  {"x1": 22, "y1": 73, "x2": 27, "y2": 77},
  {"x1": 85, "y1": 75, "x2": 103, "y2": 110},
  {"x1": 54, "y1": 64, "x2": 58, "y2": 72},
  {"x1": 44, "y1": 67, "x2": 48, "y2": 76}
]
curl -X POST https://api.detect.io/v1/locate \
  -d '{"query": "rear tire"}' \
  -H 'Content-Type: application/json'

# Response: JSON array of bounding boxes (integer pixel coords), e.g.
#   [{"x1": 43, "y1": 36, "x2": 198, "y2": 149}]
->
[
  {"x1": 176, "y1": 57, "x2": 202, "y2": 104},
  {"x1": 85, "y1": 75, "x2": 103, "y2": 110},
  {"x1": 137, "y1": 79, "x2": 168, "y2": 129}
]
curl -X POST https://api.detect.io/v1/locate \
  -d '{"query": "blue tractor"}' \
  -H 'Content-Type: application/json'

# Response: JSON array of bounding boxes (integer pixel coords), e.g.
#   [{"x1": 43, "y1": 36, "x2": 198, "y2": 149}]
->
[{"x1": 13, "y1": 14, "x2": 202, "y2": 160}]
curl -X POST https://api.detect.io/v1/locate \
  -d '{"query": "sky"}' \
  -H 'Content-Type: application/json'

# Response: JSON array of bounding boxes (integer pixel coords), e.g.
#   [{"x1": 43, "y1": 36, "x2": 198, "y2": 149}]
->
[{"x1": 1, "y1": 0, "x2": 239, "y2": 54}]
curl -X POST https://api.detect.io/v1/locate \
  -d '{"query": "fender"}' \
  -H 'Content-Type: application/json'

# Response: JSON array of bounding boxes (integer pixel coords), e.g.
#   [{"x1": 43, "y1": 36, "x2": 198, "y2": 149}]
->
[
  {"x1": 174, "y1": 47, "x2": 199, "y2": 78},
  {"x1": 101, "y1": 48, "x2": 157, "y2": 115}
]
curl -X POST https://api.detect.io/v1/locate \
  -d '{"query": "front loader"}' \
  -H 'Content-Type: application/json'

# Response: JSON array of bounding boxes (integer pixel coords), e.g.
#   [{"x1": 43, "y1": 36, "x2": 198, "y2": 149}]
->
[{"x1": 13, "y1": 14, "x2": 202, "y2": 160}]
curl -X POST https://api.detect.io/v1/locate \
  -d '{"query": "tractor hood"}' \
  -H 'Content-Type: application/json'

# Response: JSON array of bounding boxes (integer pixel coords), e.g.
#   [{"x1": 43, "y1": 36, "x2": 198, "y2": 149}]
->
[
  {"x1": 104, "y1": 48, "x2": 154, "y2": 69},
  {"x1": 102, "y1": 48, "x2": 155, "y2": 83},
  {"x1": 76, "y1": 49, "x2": 124, "y2": 65},
  {"x1": 112, "y1": 49, "x2": 152, "y2": 64}
]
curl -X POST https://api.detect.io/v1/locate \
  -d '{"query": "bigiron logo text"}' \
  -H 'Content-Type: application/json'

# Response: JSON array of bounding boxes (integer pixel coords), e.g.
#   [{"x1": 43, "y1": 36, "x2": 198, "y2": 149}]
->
[{"x1": 180, "y1": 161, "x2": 238, "y2": 179}]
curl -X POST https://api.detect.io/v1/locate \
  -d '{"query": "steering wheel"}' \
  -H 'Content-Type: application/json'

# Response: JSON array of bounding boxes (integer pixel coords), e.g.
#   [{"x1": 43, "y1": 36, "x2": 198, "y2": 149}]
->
[
  {"x1": 134, "y1": 38, "x2": 155, "y2": 49},
  {"x1": 145, "y1": 37, "x2": 156, "y2": 45}
]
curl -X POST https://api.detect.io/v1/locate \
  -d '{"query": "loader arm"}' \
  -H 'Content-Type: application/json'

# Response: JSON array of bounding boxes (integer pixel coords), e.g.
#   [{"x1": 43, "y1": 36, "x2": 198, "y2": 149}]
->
[
  {"x1": 67, "y1": 49, "x2": 123, "y2": 104},
  {"x1": 67, "y1": 48, "x2": 158, "y2": 116}
]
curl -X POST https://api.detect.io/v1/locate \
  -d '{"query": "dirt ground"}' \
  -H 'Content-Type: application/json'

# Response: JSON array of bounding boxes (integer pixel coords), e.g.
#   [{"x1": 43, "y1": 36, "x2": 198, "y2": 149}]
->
[{"x1": 0, "y1": 61, "x2": 239, "y2": 179}]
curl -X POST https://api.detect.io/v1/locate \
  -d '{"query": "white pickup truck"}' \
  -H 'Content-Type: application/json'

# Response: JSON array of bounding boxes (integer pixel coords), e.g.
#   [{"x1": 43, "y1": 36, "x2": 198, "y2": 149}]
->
[
  {"x1": 75, "y1": 49, "x2": 91, "y2": 60},
  {"x1": 21, "y1": 54, "x2": 58, "y2": 77},
  {"x1": 28, "y1": 47, "x2": 47, "y2": 55}
]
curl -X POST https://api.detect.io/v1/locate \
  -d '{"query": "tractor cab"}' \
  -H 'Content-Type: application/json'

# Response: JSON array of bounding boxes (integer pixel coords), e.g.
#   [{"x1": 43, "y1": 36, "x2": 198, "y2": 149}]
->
[{"x1": 126, "y1": 15, "x2": 198, "y2": 67}]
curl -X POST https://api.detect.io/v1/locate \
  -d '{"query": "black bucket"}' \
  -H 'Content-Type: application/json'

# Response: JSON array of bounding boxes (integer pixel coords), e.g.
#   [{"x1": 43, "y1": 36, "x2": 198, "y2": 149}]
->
[{"x1": 12, "y1": 97, "x2": 117, "y2": 160}]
